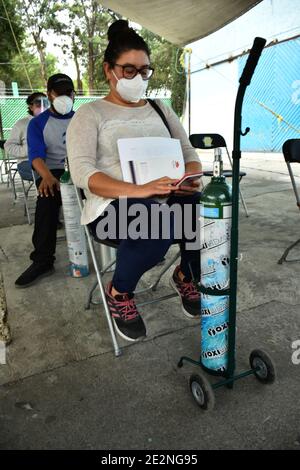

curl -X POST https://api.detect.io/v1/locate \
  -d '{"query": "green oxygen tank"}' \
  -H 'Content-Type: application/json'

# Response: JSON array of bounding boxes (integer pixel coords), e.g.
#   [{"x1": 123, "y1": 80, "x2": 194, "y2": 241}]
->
[
  {"x1": 60, "y1": 160, "x2": 89, "y2": 278},
  {"x1": 200, "y1": 148, "x2": 232, "y2": 375}
]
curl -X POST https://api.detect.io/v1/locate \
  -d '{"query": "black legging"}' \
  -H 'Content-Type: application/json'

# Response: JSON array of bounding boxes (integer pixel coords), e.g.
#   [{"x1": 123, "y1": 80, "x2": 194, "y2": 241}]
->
[{"x1": 89, "y1": 192, "x2": 201, "y2": 293}]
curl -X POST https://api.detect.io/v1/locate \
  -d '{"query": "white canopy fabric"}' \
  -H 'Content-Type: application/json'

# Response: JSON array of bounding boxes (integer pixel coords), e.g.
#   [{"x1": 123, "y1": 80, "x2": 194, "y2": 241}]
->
[{"x1": 101, "y1": 0, "x2": 262, "y2": 45}]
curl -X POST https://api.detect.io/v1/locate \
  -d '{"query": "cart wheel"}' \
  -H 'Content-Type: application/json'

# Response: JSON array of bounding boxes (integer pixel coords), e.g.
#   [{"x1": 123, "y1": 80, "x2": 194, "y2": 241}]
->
[
  {"x1": 249, "y1": 349, "x2": 276, "y2": 384},
  {"x1": 189, "y1": 374, "x2": 215, "y2": 410},
  {"x1": 177, "y1": 359, "x2": 183, "y2": 368}
]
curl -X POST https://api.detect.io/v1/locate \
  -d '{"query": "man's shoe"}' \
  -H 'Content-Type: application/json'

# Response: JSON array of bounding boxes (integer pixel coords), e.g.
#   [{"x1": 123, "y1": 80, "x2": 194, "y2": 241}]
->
[
  {"x1": 170, "y1": 266, "x2": 200, "y2": 318},
  {"x1": 15, "y1": 263, "x2": 55, "y2": 288},
  {"x1": 105, "y1": 282, "x2": 146, "y2": 342}
]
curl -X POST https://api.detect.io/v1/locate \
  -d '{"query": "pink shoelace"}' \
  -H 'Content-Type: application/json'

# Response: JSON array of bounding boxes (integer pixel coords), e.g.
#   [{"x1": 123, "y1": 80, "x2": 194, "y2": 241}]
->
[
  {"x1": 179, "y1": 280, "x2": 200, "y2": 301},
  {"x1": 113, "y1": 297, "x2": 139, "y2": 322}
]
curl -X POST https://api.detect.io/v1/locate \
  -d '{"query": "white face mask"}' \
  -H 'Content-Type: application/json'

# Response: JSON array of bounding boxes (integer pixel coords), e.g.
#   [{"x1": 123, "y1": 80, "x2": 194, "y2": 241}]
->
[
  {"x1": 113, "y1": 71, "x2": 148, "y2": 103},
  {"x1": 53, "y1": 95, "x2": 73, "y2": 115}
]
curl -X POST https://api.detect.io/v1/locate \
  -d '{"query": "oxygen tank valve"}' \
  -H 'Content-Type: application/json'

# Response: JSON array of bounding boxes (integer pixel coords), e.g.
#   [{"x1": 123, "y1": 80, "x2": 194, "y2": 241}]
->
[{"x1": 213, "y1": 148, "x2": 223, "y2": 178}]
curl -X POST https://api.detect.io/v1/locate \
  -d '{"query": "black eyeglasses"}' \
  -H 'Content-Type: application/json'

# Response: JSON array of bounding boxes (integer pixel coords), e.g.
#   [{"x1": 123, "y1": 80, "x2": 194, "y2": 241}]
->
[{"x1": 114, "y1": 64, "x2": 154, "y2": 80}]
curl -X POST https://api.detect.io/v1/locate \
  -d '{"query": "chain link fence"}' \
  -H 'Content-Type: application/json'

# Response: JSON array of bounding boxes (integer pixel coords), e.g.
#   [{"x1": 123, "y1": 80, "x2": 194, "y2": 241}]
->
[{"x1": 0, "y1": 95, "x2": 172, "y2": 140}]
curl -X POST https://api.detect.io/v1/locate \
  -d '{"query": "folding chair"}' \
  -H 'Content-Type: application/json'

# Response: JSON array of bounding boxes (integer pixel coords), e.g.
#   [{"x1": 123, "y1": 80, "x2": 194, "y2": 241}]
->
[
  {"x1": 0, "y1": 139, "x2": 6, "y2": 183},
  {"x1": 189, "y1": 133, "x2": 249, "y2": 216},
  {"x1": 278, "y1": 139, "x2": 300, "y2": 264},
  {"x1": 0, "y1": 140, "x2": 15, "y2": 188},
  {"x1": 1, "y1": 145, "x2": 35, "y2": 224},
  {"x1": 75, "y1": 187, "x2": 180, "y2": 357},
  {"x1": 17, "y1": 160, "x2": 35, "y2": 225},
  {"x1": 0, "y1": 141, "x2": 19, "y2": 198}
]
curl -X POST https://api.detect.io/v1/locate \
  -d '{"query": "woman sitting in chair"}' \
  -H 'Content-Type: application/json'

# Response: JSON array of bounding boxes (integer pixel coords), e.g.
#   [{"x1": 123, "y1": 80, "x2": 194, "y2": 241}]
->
[{"x1": 67, "y1": 20, "x2": 203, "y2": 342}]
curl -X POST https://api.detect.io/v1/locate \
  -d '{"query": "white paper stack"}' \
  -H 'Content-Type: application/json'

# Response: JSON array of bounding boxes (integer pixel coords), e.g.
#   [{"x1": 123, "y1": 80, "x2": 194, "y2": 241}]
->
[{"x1": 117, "y1": 137, "x2": 185, "y2": 184}]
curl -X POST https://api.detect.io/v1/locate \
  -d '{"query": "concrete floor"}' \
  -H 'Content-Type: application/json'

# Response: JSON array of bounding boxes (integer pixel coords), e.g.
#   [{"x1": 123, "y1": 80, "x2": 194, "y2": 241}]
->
[{"x1": 0, "y1": 153, "x2": 299, "y2": 449}]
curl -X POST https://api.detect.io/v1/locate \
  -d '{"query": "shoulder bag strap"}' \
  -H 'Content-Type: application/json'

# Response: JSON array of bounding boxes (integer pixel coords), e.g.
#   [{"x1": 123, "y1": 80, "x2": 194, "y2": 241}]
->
[{"x1": 147, "y1": 98, "x2": 172, "y2": 137}]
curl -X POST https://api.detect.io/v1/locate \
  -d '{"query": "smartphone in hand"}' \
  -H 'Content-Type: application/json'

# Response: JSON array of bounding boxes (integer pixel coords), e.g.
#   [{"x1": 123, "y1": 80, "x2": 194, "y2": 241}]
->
[{"x1": 173, "y1": 172, "x2": 203, "y2": 187}]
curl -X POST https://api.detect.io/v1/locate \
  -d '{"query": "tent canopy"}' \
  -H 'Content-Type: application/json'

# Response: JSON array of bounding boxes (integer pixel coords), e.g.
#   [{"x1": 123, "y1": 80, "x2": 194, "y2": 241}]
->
[{"x1": 101, "y1": 0, "x2": 262, "y2": 45}]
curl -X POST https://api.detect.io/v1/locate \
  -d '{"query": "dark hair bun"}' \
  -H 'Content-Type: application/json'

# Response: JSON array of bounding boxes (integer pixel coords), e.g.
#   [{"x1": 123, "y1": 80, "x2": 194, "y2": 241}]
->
[
  {"x1": 107, "y1": 19, "x2": 130, "y2": 41},
  {"x1": 104, "y1": 19, "x2": 150, "y2": 65}
]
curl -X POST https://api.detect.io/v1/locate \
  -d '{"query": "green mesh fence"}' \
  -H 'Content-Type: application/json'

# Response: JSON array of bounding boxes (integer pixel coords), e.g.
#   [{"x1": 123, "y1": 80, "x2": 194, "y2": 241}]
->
[{"x1": 0, "y1": 96, "x2": 172, "y2": 141}]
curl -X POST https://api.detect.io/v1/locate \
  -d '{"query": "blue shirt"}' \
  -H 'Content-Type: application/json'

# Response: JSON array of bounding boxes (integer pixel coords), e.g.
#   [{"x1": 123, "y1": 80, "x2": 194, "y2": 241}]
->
[{"x1": 27, "y1": 108, "x2": 75, "y2": 170}]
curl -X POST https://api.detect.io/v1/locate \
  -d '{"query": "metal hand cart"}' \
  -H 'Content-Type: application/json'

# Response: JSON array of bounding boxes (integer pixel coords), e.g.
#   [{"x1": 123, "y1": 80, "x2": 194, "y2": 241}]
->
[{"x1": 178, "y1": 37, "x2": 276, "y2": 410}]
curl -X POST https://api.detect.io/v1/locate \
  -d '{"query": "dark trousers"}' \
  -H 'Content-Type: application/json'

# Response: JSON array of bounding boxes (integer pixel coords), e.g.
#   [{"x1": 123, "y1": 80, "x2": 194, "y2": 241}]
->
[
  {"x1": 30, "y1": 169, "x2": 64, "y2": 266},
  {"x1": 89, "y1": 192, "x2": 201, "y2": 293}
]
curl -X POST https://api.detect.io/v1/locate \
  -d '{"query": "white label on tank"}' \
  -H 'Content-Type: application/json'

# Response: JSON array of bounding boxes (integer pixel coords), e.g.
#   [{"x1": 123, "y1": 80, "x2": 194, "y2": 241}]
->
[
  {"x1": 200, "y1": 216, "x2": 231, "y2": 290},
  {"x1": 222, "y1": 204, "x2": 232, "y2": 219}
]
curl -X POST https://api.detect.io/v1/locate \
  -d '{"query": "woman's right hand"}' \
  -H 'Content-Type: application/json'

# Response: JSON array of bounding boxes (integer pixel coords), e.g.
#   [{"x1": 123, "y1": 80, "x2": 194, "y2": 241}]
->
[{"x1": 137, "y1": 176, "x2": 179, "y2": 198}]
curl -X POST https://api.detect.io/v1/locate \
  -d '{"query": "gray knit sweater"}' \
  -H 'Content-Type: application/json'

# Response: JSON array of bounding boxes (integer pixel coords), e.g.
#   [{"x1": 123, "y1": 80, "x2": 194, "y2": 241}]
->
[
  {"x1": 4, "y1": 115, "x2": 32, "y2": 159},
  {"x1": 66, "y1": 99, "x2": 200, "y2": 224}
]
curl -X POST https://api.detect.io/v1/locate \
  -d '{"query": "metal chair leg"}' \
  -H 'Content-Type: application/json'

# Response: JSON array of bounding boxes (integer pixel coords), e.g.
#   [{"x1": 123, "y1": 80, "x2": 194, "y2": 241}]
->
[
  {"x1": 86, "y1": 254, "x2": 117, "y2": 309},
  {"x1": 277, "y1": 162, "x2": 300, "y2": 264},
  {"x1": 278, "y1": 238, "x2": 300, "y2": 264},
  {"x1": 86, "y1": 247, "x2": 180, "y2": 308},
  {"x1": 0, "y1": 160, "x2": 5, "y2": 183},
  {"x1": 239, "y1": 184, "x2": 249, "y2": 217},
  {"x1": 9, "y1": 165, "x2": 18, "y2": 200},
  {"x1": 287, "y1": 162, "x2": 300, "y2": 206},
  {"x1": 84, "y1": 225, "x2": 122, "y2": 357},
  {"x1": 227, "y1": 148, "x2": 249, "y2": 217},
  {"x1": 20, "y1": 178, "x2": 32, "y2": 225},
  {"x1": 86, "y1": 279, "x2": 99, "y2": 310},
  {"x1": 143, "y1": 249, "x2": 180, "y2": 292}
]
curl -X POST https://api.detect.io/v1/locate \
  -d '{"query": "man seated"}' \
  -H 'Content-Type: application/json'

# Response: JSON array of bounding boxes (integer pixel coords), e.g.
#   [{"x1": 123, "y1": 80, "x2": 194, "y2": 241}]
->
[
  {"x1": 15, "y1": 74, "x2": 75, "y2": 288},
  {"x1": 4, "y1": 92, "x2": 48, "y2": 180}
]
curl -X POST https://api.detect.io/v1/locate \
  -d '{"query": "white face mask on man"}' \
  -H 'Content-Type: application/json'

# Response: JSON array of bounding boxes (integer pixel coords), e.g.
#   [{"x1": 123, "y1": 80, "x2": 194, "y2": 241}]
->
[
  {"x1": 52, "y1": 95, "x2": 73, "y2": 115},
  {"x1": 112, "y1": 70, "x2": 148, "y2": 103}
]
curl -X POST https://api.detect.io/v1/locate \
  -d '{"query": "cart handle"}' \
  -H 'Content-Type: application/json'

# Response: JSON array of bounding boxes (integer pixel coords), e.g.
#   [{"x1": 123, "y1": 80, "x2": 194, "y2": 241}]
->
[{"x1": 239, "y1": 37, "x2": 266, "y2": 86}]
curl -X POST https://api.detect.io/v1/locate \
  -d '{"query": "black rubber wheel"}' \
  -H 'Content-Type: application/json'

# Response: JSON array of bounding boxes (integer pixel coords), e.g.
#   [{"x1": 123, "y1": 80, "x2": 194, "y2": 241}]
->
[
  {"x1": 249, "y1": 349, "x2": 276, "y2": 384},
  {"x1": 189, "y1": 374, "x2": 215, "y2": 410},
  {"x1": 177, "y1": 359, "x2": 183, "y2": 368}
]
